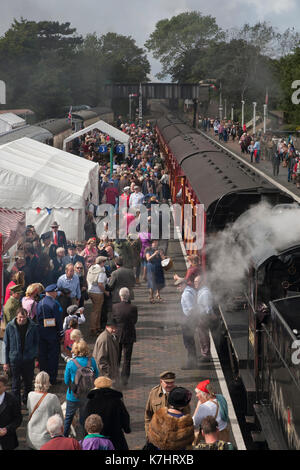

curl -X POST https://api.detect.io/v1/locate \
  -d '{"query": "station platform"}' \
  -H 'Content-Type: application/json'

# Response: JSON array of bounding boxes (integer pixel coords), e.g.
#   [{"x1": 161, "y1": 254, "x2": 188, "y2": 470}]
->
[{"x1": 14, "y1": 216, "x2": 246, "y2": 450}]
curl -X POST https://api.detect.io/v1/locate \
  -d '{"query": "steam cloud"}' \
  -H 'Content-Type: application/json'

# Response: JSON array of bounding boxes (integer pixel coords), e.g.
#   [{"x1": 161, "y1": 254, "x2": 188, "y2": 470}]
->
[{"x1": 205, "y1": 201, "x2": 300, "y2": 304}]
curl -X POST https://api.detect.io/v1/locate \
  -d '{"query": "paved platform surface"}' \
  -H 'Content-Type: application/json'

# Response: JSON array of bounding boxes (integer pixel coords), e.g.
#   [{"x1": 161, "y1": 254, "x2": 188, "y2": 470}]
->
[{"x1": 12, "y1": 235, "x2": 243, "y2": 450}]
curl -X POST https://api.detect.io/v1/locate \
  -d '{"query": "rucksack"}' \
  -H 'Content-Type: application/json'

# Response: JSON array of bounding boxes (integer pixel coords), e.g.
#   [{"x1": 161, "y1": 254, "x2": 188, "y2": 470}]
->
[
  {"x1": 70, "y1": 358, "x2": 96, "y2": 398},
  {"x1": 87, "y1": 265, "x2": 102, "y2": 287}
]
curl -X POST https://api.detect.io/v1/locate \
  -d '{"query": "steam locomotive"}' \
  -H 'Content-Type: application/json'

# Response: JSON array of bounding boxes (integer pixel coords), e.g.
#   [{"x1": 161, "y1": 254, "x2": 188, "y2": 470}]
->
[{"x1": 155, "y1": 114, "x2": 300, "y2": 450}]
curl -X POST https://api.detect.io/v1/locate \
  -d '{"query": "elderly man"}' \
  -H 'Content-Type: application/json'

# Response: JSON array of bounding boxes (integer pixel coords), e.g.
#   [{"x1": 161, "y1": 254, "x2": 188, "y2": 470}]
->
[
  {"x1": 36, "y1": 284, "x2": 64, "y2": 385},
  {"x1": 144, "y1": 371, "x2": 191, "y2": 437},
  {"x1": 52, "y1": 246, "x2": 67, "y2": 282},
  {"x1": 194, "y1": 274, "x2": 214, "y2": 362},
  {"x1": 0, "y1": 375, "x2": 22, "y2": 450},
  {"x1": 175, "y1": 277, "x2": 198, "y2": 370},
  {"x1": 92, "y1": 318, "x2": 120, "y2": 384},
  {"x1": 112, "y1": 287, "x2": 138, "y2": 385},
  {"x1": 3, "y1": 307, "x2": 39, "y2": 406},
  {"x1": 40, "y1": 414, "x2": 81, "y2": 450},
  {"x1": 57, "y1": 263, "x2": 81, "y2": 305},
  {"x1": 41, "y1": 221, "x2": 67, "y2": 252}
]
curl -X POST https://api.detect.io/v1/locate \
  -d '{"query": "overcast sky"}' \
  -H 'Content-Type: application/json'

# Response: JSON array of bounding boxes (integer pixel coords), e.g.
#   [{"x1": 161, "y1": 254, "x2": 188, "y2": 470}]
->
[{"x1": 1, "y1": 0, "x2": 299, "y2": 80}]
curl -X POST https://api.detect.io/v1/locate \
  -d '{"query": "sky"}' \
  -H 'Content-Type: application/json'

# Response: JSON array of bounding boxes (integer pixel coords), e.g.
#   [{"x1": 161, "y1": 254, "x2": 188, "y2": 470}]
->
[{"x1": 1, "y1": 0, "x2": 299, "y2": 80}]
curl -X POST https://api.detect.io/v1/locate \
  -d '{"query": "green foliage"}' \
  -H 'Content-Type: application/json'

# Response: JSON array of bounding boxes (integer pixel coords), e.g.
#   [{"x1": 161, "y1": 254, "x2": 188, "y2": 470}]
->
[
  {"x1": 0, "y1": 19, "x2": 150, "y2": 119},
  {"x1": 145, "y1": 11, "x2": 224, "y2": 80}
]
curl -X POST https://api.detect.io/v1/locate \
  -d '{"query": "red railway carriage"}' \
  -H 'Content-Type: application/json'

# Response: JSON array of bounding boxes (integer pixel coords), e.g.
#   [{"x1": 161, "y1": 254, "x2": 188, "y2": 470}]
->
[{"x1": 155, "y1": 115, "x2": 293, "y2": 259}]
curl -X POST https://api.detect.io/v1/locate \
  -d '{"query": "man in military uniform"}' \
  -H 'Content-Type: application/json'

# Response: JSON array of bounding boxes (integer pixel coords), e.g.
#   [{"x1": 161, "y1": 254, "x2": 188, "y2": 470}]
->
[
  {"x1": 3, "y1": 285, "x2": 23, "y2": 327},
  {"x1": 36, "y1": 284, "x2": 64, "y2": 385},
  {"x1": 144, "y1": 371, "x2": 191, "y2": 436}
]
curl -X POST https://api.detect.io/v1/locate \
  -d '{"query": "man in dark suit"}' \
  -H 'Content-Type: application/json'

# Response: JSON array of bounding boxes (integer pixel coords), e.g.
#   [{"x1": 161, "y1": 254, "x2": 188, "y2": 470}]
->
[
  {"x1": 0, "y1": 375, "x2": 22, "y2": 450},
  {"x1": 63, "y1": 243, "x2": 85, "y2": 268},
  {"x1": 112, "y1": 287, "x2": 138, "y2": 385},
  {"x1": 107, "y1": 257, "x2": 135, "y2": 304},
  {"x1": 41, "y1": 221, "x2": 67, "y2": 253}
]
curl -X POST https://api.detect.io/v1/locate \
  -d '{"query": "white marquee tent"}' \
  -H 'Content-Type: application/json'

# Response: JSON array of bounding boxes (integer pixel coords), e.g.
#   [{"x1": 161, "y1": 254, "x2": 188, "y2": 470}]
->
[
  {"x1": 63, "y1": 120, "x2": 130, "y2": 157},
  {"x1": 0, "y1": 137, "x2": 99, "y2": 240}
]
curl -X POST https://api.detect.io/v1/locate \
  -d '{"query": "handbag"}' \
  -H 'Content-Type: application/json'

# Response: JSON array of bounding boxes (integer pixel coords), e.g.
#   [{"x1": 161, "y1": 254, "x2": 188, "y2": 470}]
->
[
  {"x1": 28, "y1": 393, "x2": 47, "y2": 421},
  {"x1": 41, "y1": 300, "x2": 56, "y2": 328}
]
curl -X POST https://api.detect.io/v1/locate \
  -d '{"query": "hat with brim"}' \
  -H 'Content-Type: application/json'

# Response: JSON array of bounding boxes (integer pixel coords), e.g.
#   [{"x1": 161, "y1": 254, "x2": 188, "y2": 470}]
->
[
  {"x1": 50, "y1": 221, "x2": 59, "y2": 228},
  {"x1": 67, "y1": 305, "x2": 80, "y2": 316},
  {"x1": 10, "y1": 284, "x2": 23, "y2": 294},
  {"x1": 45, "y1": 284, "x2": 58, "y2": 293},
  {"x1": 160, "y1": 371, "x2": 176, "y2": 382}
]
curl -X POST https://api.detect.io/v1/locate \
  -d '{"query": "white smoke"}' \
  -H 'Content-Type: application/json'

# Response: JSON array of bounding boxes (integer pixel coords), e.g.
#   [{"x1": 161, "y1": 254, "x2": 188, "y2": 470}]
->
[{"x1": 205, "y1": 201, "x2": 300, "y2": 303}]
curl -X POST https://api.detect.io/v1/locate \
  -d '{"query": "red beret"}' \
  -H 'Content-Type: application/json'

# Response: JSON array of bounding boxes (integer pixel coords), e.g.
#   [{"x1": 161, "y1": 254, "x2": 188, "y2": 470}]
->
[{"x1": 195, "y1": 379, "x2": 210, "y2": 394}]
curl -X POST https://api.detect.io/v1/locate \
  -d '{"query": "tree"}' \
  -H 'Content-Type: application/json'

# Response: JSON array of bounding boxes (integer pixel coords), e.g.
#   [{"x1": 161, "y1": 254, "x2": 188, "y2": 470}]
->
[
  {"x1": 100, "y1": 32, "x2": 150, "y2": 83},
  {"x1": 0, "y1": 19, "x2": 82, "y2": 116},
  {"x1": 145, "y1": 11, "x2": 224, "y2": 81}
]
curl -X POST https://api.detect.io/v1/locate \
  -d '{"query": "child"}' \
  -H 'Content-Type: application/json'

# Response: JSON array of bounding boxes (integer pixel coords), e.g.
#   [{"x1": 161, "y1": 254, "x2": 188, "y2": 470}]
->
[
  {"x1": 63, "y1": 304, "x2": 86, "y2": 331},
  {"x1": 80, "y1": 414, "x2": 114, "y2": 450},
  {"x1": 61, "y1": 324, "x2": 83, "y2": 362}
]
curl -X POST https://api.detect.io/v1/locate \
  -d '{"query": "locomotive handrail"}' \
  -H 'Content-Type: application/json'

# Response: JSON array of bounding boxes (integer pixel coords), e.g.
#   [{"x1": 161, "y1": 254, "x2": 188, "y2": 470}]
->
[{"x1": 260, "y1": 322, "x2": 300, "y2": 393}]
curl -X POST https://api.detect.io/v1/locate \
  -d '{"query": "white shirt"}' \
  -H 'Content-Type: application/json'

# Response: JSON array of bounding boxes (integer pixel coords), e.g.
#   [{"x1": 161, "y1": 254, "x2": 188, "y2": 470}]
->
[
  {"x1": 193, "y1": 399, "x2": 227, "y2": 431},
  {"x1": 0, "y1": 392, "x2": 5, "y2": 406},
  {"x1": 196, "y1": 286, "x2": 213, "y2": 316},
  {"x1": 129, "y1": 192, "x2": 144, "y2": 207}
]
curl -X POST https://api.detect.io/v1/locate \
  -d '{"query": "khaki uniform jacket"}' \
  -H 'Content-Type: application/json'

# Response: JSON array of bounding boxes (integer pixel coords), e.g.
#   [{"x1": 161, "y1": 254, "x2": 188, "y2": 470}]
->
[
  {"x1": 3, "y1": 297, "x2": 21, "y2": 327},
  {"x1": 144, "y1": 384, "x2": 191, "y2": 436},
  {"x1": 93, "y1": 329, "x2": 120, "y2": 382}
]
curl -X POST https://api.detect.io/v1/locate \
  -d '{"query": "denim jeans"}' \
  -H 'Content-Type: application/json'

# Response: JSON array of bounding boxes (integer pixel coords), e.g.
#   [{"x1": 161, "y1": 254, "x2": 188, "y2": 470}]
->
[{"x1": 63, "y1": 399, "x2": 85, "y2": 437}]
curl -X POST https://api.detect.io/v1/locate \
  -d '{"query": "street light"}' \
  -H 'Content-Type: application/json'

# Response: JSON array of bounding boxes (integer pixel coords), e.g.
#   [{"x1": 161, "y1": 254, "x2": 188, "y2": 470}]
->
[
  {"x1": 253, "y1": 102, "x2": 257, "y2": 136},
  {"x1": 263, "y1": 104, "x2": 267, "y2": 134},
  {"x1": 241, "y1": 100, "x2": 245, "y2": 128}
]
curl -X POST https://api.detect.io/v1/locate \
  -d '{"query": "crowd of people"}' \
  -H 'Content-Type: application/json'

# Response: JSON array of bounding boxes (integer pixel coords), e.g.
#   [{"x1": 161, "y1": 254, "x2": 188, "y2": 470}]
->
[
  {"x1": 200, "y1": 116, "x2": 300, "y2": 186},
  {"x1": 0, "y1": 117, "x2": 234, "y2": 451}
]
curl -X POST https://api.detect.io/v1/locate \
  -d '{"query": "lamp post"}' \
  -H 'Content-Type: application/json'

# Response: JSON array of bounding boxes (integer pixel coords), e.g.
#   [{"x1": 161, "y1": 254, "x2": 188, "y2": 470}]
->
[
  {"x1": 110, "y1": 138, "x2": 114, "y2": 178},
  {"x1": 231, "y1": 104, "x2": 234, "y2": 122},
  {"x1": 241, "y1": 100, "x2": 245, "y2": 128},
  {"x1": 253, "y1": 102, "x2": 257, "y2": 136},
  {"x1": 263, "y1": 104, "x2": 267, "y2": 134},
  {"x1": 219, "y1": 81, "x2": 223, "y2": 121}
]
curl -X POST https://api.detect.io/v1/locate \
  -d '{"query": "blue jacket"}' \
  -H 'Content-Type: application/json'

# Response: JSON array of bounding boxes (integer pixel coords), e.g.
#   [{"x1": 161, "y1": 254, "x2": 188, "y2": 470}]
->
[
  {"x1": 64, "y1": 356, "x2": 99, "y2": 402},
  {"x1": 36, "y1": 295, "x2": 64, "y2": 340},
  {"x1": 4, "y1": 318, "x2": 39, "y2": 364}
]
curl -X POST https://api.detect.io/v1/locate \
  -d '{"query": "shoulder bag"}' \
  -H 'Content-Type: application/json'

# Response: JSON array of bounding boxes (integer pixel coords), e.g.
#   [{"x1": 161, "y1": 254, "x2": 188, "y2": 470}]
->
[{"x1": 28, "y1": 392, "x2": 47, "y2": 421}]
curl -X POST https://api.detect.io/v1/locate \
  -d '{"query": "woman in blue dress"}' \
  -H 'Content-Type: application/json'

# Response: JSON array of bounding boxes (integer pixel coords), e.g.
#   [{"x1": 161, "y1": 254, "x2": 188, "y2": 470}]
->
[{"x1": 145, "y1": 240, "x2": 165, "y2": 303}]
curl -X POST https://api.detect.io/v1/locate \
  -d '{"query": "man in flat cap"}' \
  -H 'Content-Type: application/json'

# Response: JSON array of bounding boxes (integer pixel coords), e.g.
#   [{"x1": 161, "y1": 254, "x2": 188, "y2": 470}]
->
[
  {"x1": 144, "y1": 371, "x2": 191, "y2": 437},
  {"x1": 3, "y1": 285, "x2": 23, "y2": 327}
]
